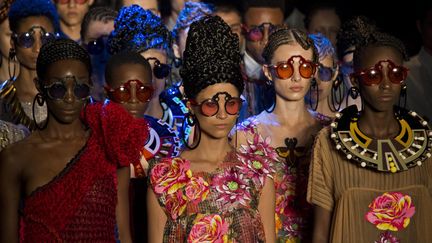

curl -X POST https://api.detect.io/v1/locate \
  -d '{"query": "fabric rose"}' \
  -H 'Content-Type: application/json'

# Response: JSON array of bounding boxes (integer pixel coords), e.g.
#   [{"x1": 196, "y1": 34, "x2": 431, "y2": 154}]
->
[
  {"x1": 150, "y1": 158, "x2": 192, "y2": 194},
  {"x1": 187, "y1": 214, "x2": 229, "y2": 243},
  {"x1": 365, "y1": 192, "x2": 415, "y2": 231},
  {"x1": 212, "y1": 168, "x2": 251, "y2": 206},
  {"x1": 185, "y1": 176, "x2": 210, "y2": 205},
  {"x1": 165, "y1": 190, "x2": 188, "y2": 220}
]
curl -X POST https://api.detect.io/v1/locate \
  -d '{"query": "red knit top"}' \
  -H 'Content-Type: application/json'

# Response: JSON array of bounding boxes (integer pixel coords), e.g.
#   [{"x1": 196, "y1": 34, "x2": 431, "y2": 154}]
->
[{"x1": 19, "y1": 101, "x2": 149, "y2": 242}]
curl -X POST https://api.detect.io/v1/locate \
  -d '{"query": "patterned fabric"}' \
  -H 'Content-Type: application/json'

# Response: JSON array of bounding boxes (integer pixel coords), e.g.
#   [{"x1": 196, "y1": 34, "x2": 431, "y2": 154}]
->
[
  {"x1": 237, "y1": 117, "x2": 315, "y2": 242},
  {"x1": 148, "y1": 140, "x2": 276, "y2": 242},
  {"x1": 19, "y1": 101, "x2": 149, "y2": 242}
]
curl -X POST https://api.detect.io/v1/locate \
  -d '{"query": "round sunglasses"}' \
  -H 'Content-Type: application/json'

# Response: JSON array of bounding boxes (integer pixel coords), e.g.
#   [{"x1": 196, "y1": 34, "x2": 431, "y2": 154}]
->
[
  {"x1": 350, "y1": 60, "x2": 408, "y2": 86},
  {"x1": 83, "y1": 36, "x2": 108, "y2": 55},
  {"x1": 43, "y1": 77, "x2": 92, "y2": 101},
  {"x1": 146, "y1": 57, "x2": 171, "y2": 79},
  {"x1": 13, "y1": 27, "x2": 57, "y2": 49},
  {"x1": 189, "y1": 92, "x2": 243, "y2": 117},
  {"x1": 105, "y1": 79, "x2": 154, "y2": 103},
  {"x1": 241, "y1": 23, "x2": 280, "y2": 42},
  {"x1": 266, "y1": 55, "x2": 317, "y2": 80},
  {"x1": 316, "y1": 63, "x2": 338, "y2": 82}
]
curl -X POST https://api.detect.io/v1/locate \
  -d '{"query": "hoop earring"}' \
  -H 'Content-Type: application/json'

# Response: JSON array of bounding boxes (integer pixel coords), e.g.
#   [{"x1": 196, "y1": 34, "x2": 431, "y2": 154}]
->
[
  {"x1": 263, "y1": 82, "x2": 276, "y2": 113},
  {"x1": 32, "y1": 93, "x2": 48, "y2": 130},
  {"x1": 174, "y1": 57, "x2": 182, "y2": 68},
  {"x1": 330, "y1": 76, "x2": 344, "y2": 112},
  {"x1": 308, "y1": 78, "x2": 319, "y2": 111},
  {"x1": 346, "y1": 86, "x2": 360, "y2": 108},
  {"x1": 181, "y1": 113, "x2": 201, "y2": 150},
  {"x1": 398, "y1": 84, "x2": 407, "y2": 110},
  {"x1": 8, "y1": 48, "x2": 18, "y2": 80}
]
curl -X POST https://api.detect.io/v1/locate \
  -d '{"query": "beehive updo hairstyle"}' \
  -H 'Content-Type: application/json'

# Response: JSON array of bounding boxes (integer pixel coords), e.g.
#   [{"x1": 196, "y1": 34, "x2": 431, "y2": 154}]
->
[
  {"x1": 36, "y1": 38, "x2": 91, "y2": 85},
  {"x1": 180, "y1": 15, "x2": 243, "y2": 99}
]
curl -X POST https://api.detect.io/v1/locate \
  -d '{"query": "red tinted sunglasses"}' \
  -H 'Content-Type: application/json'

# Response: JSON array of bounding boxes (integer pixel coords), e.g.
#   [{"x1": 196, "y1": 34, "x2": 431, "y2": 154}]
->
[
  {"x1": 105, "y1": 80, "x2": 154, "y2": 103},
  {"x1": 350, "y1": 60, "x2": 408, "y2": 86},
  {"x1": 54, "y1": 0, "x2": 88, "y2": 4},
  {"x1": 189, "y1": 92, "x2": 243, "y2": 117},
  {"x1": 266, "y1": 55, "x2": 317, "y2": 80},
  {"x1": 241, "y1": 23, "x2": 279, "y2": 42}
]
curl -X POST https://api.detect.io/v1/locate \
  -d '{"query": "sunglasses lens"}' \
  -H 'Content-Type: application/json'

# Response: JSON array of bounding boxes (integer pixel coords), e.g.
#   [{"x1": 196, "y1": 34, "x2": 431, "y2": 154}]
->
[
  {"x1": 87, "y1": 37, "x2": 104, "y2": 55},
  {"x1": 112, "y1": 86, "x2": 131, "y2": 102},
  {"x1": 153, "y1": 63, "x2": 170, "y2": 79},
  {"x1": 74, "y1": 84, "x2": 91, "y2": 99},
  {"x1": 47, "y1": 83, "x2": 67, "y2": 99},
  {"x1": 276, "y1": 63, "x2": 293, "y2": 79},
  {"x1": 247, "y1": 28, "x2": 263, "y2": 41},
  {"x1": 136, "y1": 85, "x2": 154, "y2": 102},
  {"x1": 201, "y1": 100, "x2": 219, "y2": 116},
  {"x1": 299, "y1": 62, "x2": 315, "y2": 78},
  {"x1": 318, "y1": 66, "x2": 333, "y2": 81},
  {"x1": 225, "y1": 98, "x2": 242, "y2": 115},
  {"x1": 388, "y1": 66, "x2": 406, "y2": 84},
  {"x1": 361, "y1": 69, "x2": 382, "y2": 85},
  {"x1": 18, "y1": 33, "x2": 34, "y2": 48},
  {"x1": 41, "y1": 32, "x2": 56, "y2": 46}
]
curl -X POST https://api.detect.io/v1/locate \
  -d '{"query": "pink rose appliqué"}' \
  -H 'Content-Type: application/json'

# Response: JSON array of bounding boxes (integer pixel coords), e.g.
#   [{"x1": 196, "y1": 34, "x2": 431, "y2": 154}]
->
[
  {"x1": 185, "y1": 176, "x2": 210, "y2": 205},
  {"x1": 187, "y1": 214, "x2": 229, "y2": 243},
  {"x1": 150, "y1": 158, "x2": 192, "y2": 194},
  {"x1": 365, "y1": 192, "x2": 415, "y2": 231}
]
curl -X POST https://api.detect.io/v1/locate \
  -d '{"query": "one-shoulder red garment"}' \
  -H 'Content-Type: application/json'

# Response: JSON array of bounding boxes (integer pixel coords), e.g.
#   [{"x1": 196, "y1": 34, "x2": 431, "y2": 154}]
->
[{"x1": 19, "y1": 101, "x2": 149, "y2": 242}]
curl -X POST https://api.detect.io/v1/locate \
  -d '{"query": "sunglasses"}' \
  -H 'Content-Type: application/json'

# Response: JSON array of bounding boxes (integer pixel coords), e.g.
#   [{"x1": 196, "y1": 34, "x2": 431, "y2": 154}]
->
[
  {"x1": 83, "y1": 36, "x2": 108, "y2": 55},
  {"x1": 266, "y1": 55, "x2": 317, "y2": 80},
  {"x1": 146, "y1": 57, "x2": 171, "y2": 79},
  {"x1": 13, "y1": 27, "x2": 56, "y2": 49},
  {"x1": 43, "y1": 76, "x2": 92, "y2": 101},
  {"x1": 105, "y1": 79, "x2": 154, "y2": 103},
  {"x1": 242, "y1": 23, "x2": 280, "y2": 42},
  {"x1": 54, "y1": 0, "x2": 88, "y2": 4},
  {"x1": 189, "y1": 92, "x2": 243, "y2": 117},
  {"x1": 350, "y1": 60, "x2": 408, "y2": 86},
  {"x1": 316, "y1": 63, "x2": 338, "y2": 82}
]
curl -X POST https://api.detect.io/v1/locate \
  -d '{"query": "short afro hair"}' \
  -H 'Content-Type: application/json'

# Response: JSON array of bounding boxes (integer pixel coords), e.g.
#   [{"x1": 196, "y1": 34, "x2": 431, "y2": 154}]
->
[
  {"x1": 105, "y1": 51, "x2": 152, "y2": 86},
  {"x1": 180, "y1": 15, "x2": 243, "y2": 99},
  {"x1": 36, "y1": 38, "x2": 91, "y2": 83},
  {"x1": 8, "y1": 0, "x2": 60, "y2": 33},
  {"x1": 108, "y1": 4, "x2": 171, "y2": 55}
]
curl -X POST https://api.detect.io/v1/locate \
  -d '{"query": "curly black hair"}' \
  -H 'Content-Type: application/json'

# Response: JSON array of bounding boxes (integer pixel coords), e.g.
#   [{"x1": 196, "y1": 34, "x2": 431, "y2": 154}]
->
[
  {"x1": 180, "y1": 15, "x2": 243, "y2": 99},
  {"x1": 262, "y1": 27, "x2": 318, "y2": 64},
  {"x1": 36, "y1": 38, "x2": 91, "y2": 83},
  {"x1": 8, "y1": 0, "x2": 60, "y2": 33},
  {"x1": 105, "y1": 51, "x2": 152, "y2": 86},
  {"x1": 107, "y1": 4, "x2": 172, "y2": 55},
  {"x1": 0, "y1": 0, "x2": 14, "y2": 23},
  {"x1": 80, "y1": 7, "x2": 117, "y2": 42},
  {"x1": 172, "y1": 1, "x2": 213, "y2": 42}
]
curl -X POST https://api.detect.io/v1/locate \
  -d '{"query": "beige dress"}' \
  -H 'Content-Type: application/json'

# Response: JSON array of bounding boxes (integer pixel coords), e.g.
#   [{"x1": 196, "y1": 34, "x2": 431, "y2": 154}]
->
[{"x1": 308, "y1": 127, "x2": 432, "y2": 242}]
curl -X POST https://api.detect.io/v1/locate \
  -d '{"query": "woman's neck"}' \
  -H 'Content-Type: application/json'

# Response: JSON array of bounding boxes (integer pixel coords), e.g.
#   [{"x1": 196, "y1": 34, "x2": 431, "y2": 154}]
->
[
  {"x1": 316, "y1": 97, "x2": 335, "y2": 118},
  {"x1": 358, "y1": 107, "x2": 400, "y2": 139},
  {"x1": 145, "y1": 98, "x2": 163, "y2": 119},
  {"x1": 189, "y1": 133, "x2": 233, "y2": 163},
  {"x1": 15, "y1": 67, "x2": 38, "y2": 102},
  {"x1": 272, "y1": 97, "x2": 313, "y2": 125},
  {"x1": 0, "y1": 56, "x2": 11, "y2": 82},
  {"x1": 60, "y1": 22, "x2": 81, "y2": 41},
  {"x1": 40, "y1": 117, "x2": 87, "y2": 141}
]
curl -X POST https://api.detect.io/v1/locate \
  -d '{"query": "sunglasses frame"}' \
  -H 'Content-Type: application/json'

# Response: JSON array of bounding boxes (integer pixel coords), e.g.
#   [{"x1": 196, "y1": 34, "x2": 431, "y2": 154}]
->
[
  {"x1": 43, "y1": 76, "x2": 92, "y2": 101},
  {"x1": 241, "y1": 22, "x2": 279, "y2": 42},
  {"x1": 350, "y1": 59, "x2": 409, "y2": 86},
  {"x1": 105, "y1": 79, "x2": 155, "y2": 103},
  {"x1": 316, "y1": 63, "x2": 338, "y2": 82},
  {"x1": 266, "y1": 55, "x2": 318, "y2": 80},
  {"x1": 12, "y1": 26, "x2": 57, "y2": 49},
  {"x1": 189, "y1": 92, "x2": 243, "y2": 117},
  {"x1": 146, "y1": 57, "x2": 171, "y2": 79}
]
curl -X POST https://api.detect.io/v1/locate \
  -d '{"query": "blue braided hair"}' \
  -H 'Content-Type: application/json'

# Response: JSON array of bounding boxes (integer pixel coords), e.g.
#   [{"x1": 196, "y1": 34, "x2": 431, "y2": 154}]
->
[
  {"x1": 308, "y1": 33, "x2": 336, "y2": 62},
  {"x1": 172, "y1": 1, "x2": 213, "y2": 41},
  {"x1": 108, "y1": 4, "x2": 172, "y2": 55}
]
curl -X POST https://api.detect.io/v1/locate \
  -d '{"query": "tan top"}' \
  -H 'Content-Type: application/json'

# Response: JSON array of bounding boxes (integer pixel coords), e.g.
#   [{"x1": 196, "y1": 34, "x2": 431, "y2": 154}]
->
[{"x1": 308, "y1": 127, "x2": 432, "y2": 243}]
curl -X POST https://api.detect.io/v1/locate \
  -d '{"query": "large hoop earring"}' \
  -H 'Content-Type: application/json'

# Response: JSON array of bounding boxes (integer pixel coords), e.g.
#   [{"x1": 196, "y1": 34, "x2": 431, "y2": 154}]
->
[
  {"x1": 308, "y1": 78, "x2": 319, "y2": 111},
  {"x1": 32, "y1": 93, "x2": 48, "y2": 130},
  {"x1": 330, "y1": 76, "x2": 345, "y2": 112},
  {"x1": 181, "y1": 113, "x2": 201, "y2": 150},
  {"x1": 398, "y1": 84, "x2": 407, "y2": 110},
  {"x1": 346, "y1": 86, "x2": 360, "y2": 108},
  {"x1": 263, "y1": 81, "x2": 276, "y2": 113},
  {"x1": 8, "y1": 48, "x2": 18, "y2": 80}
]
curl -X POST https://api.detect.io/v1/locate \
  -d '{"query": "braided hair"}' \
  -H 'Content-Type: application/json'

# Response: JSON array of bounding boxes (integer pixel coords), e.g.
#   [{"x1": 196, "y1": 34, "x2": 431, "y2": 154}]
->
[
  {"x1": 308, "y1": 33, "x2": 336, "y2": 62},
  {"x1": 172, "y1": 1, "x2": 213, "y2": 42},
  {"x1": 0, "y1": 0, "x2": 14, "y2": 23},
  {"x1": 336, "y1": 15, "x2": 377, "y2": 60},
  {"x1": 105, "y1": 51, "x2": 151, "y2": 86},
  {"x1": 262, "y1": 27, "x2": 318, "y2": 64},
  {"x1": 80, "y1": 7, "x2": 117, "y2": 42},
  {"x1": 108, "y1": 4, "x2": 171, "y2": 55},
  {"x1": 8, "y1": 0, "x2": 60, "y2": 33},
  {"x1": 36, "y1": 38, "x2": 91, "y2": 84},
  {"x1": 180, "y1": 15, "x2": 243, "y2": 99}
]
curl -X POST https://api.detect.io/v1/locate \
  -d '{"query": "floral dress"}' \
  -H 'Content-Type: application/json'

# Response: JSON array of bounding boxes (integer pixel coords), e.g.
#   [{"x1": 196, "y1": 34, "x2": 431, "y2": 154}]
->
[
  {"x1": 148, "y1": 136, "x2": 277, "y2": 242},
  {"x1": 236, "y1": 116, "x2": 318, "y2": 243}
]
